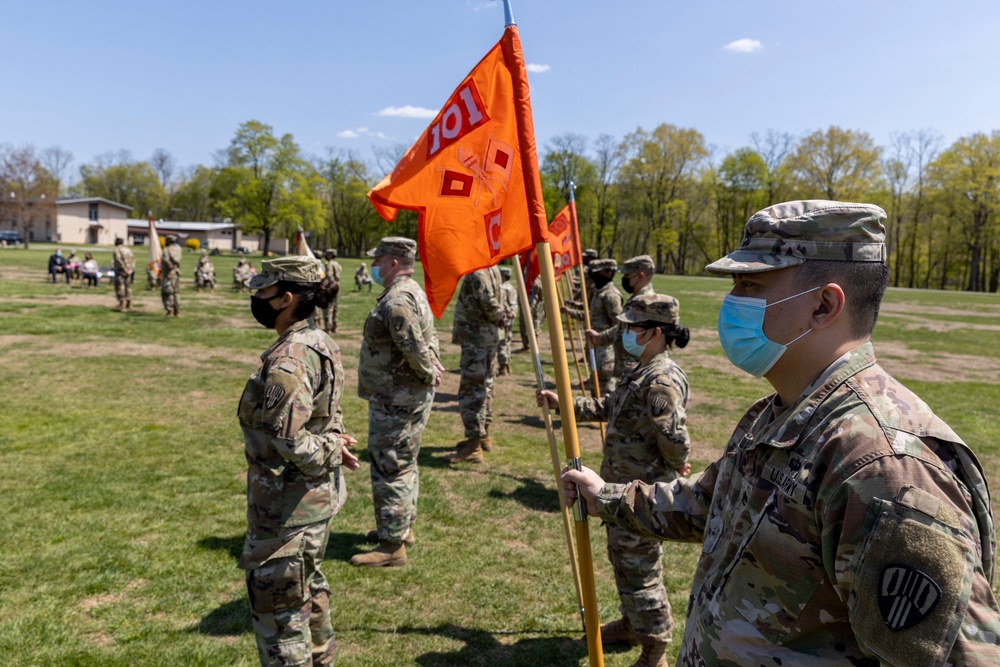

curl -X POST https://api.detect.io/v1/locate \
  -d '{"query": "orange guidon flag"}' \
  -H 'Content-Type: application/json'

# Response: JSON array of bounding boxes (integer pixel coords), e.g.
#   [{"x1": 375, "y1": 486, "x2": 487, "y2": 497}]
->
[
  {"x1": 368, "y1": 25, "x2": 550, "y2": 317},
  {"x1": 548, "y1": 203, "x2": 581, "y2": 277}
]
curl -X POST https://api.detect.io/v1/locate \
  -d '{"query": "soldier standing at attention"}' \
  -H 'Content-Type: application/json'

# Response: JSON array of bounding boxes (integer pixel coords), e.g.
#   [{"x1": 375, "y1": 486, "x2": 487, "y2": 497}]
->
[
  {"x1": 351, "y1": 237, "x2": 442, "y2": 568},
  {"x1": 587, "y1": 255, "x2": 655, "y2": 380},
  {"x1": 564, "y1": 258, "x2": 623, "y2": 395},
  {"x1": 564, "y1": 201, "x2": 1000, "y2": 666},
  {"x1": 445, "y1": 265, "x2": 504, "y2": 464},
  {"x1": 238, "y1": 256, "x2": 359, "y2": 667},
  {"x1": 161, "y1": 235, "x2": 182, "y2": 316},
  {"x1": 541, "y1": 294, "x2": 691, "y2": 667},
  {"x1": 322, "y1": 249, "x2": 342, "y2": 333},
  {"x1": 497, "y1": 266, "x2": 518, "y2": 376},
  {"x1": 112, "y1": 237, "x2": 134, "y2": 312}
]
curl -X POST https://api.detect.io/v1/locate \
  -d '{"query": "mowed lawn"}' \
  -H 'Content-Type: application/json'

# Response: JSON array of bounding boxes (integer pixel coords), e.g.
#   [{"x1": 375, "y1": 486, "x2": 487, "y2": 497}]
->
[{"x1": 1, "y1": 244, "x2": 998, "y2": 667}]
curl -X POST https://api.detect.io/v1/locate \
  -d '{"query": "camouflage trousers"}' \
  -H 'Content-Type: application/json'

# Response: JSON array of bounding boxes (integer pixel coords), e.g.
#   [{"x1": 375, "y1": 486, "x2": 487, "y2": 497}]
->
[
  {"x1": 606, "y1": 524, "x2": 672, "y2": 642},
  {"x1": 458, "y1": 342, "x2": 497, "y2": 439},
  {"x1": 161, "y1": 275, "x2": 179, "y2": 313},
  {"x1": 114, "y1": 272, "x2": 132, "y2": 303},
  {"x1": 321, "y1": 300, "x2": 339, "y2": 333},
  {"x1": 498, "y1": 323, "x2": 513, "y2": 368},
  {"x1": 367, "y1": 397, "x2": 433, "y2": 543},
  {"x1": 241, "y1": 520, "x2": 336, "y2": 667}
]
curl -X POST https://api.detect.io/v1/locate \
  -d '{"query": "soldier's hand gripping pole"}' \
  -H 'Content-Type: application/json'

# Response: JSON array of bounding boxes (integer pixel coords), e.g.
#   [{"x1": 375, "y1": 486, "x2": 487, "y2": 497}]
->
[
  {"x1": 537, "y1": 243, "x2": 604, "y2": 665},
  {"x1": 513, "y1": 258, "x2": 586, "y2": 631}
]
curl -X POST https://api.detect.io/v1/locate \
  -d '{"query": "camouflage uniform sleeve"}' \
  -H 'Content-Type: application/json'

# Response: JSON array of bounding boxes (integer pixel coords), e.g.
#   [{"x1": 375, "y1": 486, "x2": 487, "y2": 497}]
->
[
  {"x1": 819, "y1": 452, "x2": 1000, "y2": 665},
  {"x1": 564, "y1": 304, "x2": 585, "y2": 321},
  {"x1": 597, "y1": 460, "x2": 719, "y2": 543},
  {"x1": 604, "y1": 289, "x2": 623, "y2": 325},
  {"x1": 476, "y1": 272, "x2": 504, "y2": 324},
  {"x1": 262, "y1": 355, "x2": 342, "y2": 477},
  {"x1": 598, "y1": 322, "x2": 621, "y2": 346},
  {"x1": 386, "y1": 295, "x2": 437, "y2": 385},
  {"x1": 573, "y1": 395, "x2": 609, "y2": 422},
  {"x1": 642, "y1": 380, "x2": 689, "y2": 471}
]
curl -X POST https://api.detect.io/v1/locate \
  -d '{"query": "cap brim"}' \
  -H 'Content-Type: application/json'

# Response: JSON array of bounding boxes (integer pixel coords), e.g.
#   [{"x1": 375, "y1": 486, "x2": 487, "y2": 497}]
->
[
  {"x1": 616, "y1": 310, "x2": 644, "y2": 324},
  {"x1": 366, "y1": 248, "x2": 379, "y2": 258},
  {"x1": 705, "y1": 252, "x2": 805, "y2": 276},
  {"x1": 248, "y1": 274, "x2": 278, "y2": 290}
]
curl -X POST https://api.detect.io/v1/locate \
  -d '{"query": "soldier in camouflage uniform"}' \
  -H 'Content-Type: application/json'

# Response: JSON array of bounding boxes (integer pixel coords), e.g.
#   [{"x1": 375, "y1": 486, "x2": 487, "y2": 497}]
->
[
  {"x1": 587, "y1": 255, "x2": 655, "y2": 380},
  {"x1": 445, "y1": 265, "x2": 504, "y2": 463},
  {"x1": 541, "y1": 294, "x2": 692, "y2": 667},
  {"x1": 564, "y1": 200, "x2": 1000, "y2": 667},
  {"x1": 497, "y1": 267, "x2": 518, "y2": 375},
  {"x1": 564, "y1": 258, "x2": 623, "y2": 395},
  {"x1": 112, "y1": 237, "x2": 134, "y2": 312},
  {"x1": 195, "y1": 252, "x2": 216, "y2": 292},
  {"x1": 234, "y1": 258, "x2": 251, "y2": 292},
  {"x1": 238, "y1": 255, "x2": 359, "y2": 667},
  {"x1": 355, "y1": 263, "x2": 373, "y2": 292},
  {"x1": 160, "y1": 235, "x2": 182, "y2": 316},
  {"x1": 351, "y1": 238, "x2": 442, "y2": 568},
  {"x1": 321, "y1": 249, "x2": 342, "y2": 333}
]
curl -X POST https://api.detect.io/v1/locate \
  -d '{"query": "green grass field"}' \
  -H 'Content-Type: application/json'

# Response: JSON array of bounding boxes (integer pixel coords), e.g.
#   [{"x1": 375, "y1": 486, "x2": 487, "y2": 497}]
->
[{"x1": 1, "y1": 243, "x2": 998, "y2": 667}]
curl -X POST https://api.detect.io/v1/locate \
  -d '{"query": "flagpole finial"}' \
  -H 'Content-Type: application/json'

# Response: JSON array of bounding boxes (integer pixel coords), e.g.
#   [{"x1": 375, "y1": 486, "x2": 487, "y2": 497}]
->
[
  {"x1": 502, "y1": 0, "x2": 515, "y2": 27},
  {"x1": 569, "y1": 181, "x2": 576, "y2": 202}
]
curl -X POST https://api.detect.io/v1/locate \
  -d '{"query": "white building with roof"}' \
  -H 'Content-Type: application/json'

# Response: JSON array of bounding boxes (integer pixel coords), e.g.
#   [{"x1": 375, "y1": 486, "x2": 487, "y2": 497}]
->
[
  {"x1": 126, "y1": 220, "x2": 289, "y2": 254},
  {"x1": 54, "y1": 197, "x2": 132, "y2": 245}
]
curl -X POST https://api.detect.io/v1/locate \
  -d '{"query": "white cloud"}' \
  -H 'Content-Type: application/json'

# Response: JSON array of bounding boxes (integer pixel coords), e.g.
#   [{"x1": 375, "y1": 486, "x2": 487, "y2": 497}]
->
[
  {"x1": 724, "y1": 38, "x2": 762, "y2": 53},
  {"x1": 376, "y1": 105, "x2": 438, "y2": 119},
  {"x1": 468, "y1": 1, "x2": 498, "y2": 11},
  {"x1": 337, "y1": 127, "x2": 390, "y2": 140},
  {"x1": 526, "y1": 63, "x2": 551, "y2": 73}
]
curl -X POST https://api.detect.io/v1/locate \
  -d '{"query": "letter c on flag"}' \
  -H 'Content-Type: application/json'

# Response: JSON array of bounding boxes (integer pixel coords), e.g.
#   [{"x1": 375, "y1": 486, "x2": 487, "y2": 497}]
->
[{"x1": 486, "y1": 211, "x2": 502, "y2": 256}]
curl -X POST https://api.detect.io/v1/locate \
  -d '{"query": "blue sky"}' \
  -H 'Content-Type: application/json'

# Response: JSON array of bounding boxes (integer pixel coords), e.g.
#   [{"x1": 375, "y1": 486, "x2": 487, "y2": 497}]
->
[{"x1": 3, "y1": 0, "x2": 999, "y2": 178}]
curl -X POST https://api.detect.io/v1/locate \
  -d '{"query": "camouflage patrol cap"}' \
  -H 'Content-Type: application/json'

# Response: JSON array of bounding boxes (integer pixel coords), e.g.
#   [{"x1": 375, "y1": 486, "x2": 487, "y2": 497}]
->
[
  {"x1": 705, "y1": 200, "x2": 887, "y2": 275},
  {"x1": 248, "y1": 255, "x2": 324, "y2": 290},
  {"x1": 583, "y1": 248, "x2": 599, "y2": 262},
  {"x1": 617, "y1": 293, "x2": 679, "y2": 326},
  {"x1": 588, "y1": 258, "x2": 617, "y2": 273},
  {"x1": 499, "y1": 266, "x2": 512, "y2": 278},
  {"x1": 367, "y1": 236, "x2": 417, "y2": 259},
  {"x1": 324, "y1": 248, "x2": 338, "y2": 257},
  {"x1": 620, "y1": 255, "x2": 655, "y2": 274}
]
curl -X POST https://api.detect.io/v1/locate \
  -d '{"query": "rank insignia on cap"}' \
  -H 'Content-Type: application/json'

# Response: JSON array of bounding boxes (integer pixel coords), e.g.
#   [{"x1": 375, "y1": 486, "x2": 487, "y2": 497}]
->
[
  {"x1": 879, "y1": 564, "x2": 941, "y2": 632},
  {"x1": 265, "y1": 385, "x2": 286, "y2": 410}
]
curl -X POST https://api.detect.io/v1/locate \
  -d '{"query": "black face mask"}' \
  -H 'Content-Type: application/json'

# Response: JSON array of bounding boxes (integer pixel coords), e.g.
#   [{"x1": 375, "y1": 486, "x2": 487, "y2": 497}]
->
[
  {"x1": 621, "y1": 275, "x2": 634, "y2": 294},
  {"x1": 591, "y1": 272, "x2": 613, "y2": 290},
  {"x1": 251, "y1": 293, "x2": 286, "y2": 329}
]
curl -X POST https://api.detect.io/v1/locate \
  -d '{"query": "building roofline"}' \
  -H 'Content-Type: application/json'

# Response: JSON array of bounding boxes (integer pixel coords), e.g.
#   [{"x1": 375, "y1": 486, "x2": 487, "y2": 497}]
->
[{"x1": 56, "y1": 197, "x2": 134, "y2": 212}]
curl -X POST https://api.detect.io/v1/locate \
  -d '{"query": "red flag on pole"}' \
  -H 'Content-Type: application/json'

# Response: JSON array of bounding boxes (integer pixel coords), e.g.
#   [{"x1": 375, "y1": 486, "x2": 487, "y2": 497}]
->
[
  {"x1": 548, "y1": 203, "x2": 581, "y2": 277},
  {"x1": 368, "y1": 26, "x2": 550, "y2": 317}
]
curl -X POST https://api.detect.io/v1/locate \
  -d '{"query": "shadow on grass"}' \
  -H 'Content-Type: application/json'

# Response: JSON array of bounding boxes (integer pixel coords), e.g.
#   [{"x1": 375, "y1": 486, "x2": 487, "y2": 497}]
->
[
  {"x1": 488, "y1": 473, "x2": 561, "y2": 513},
  {"x1": 198, "y1": 534, "x2": 244, "y2": 562},
  {"x1": 326, "y1": 531, "x2": 370, "y2": 563},
  {"x1": 362, "y1": 623, "x2": 589, "y2": 667},
  {"x1": 195, "y1": 597, "x2": 252, "y2": 636}
]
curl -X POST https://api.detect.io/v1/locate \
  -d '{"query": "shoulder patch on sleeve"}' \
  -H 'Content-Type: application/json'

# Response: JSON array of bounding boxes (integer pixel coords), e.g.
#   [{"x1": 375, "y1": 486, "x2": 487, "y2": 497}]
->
[
  {"x1": 278, "y1": 360, "x2": 299, "y2": 374},
  {"x1": 850, "y1": 497, "x2": 975, "y2": 665}
]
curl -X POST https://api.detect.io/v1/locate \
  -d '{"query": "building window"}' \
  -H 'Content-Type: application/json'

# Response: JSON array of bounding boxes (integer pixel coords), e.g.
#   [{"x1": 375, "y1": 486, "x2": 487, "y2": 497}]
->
[{"x1": 89, "y1": 203, "x2": 98, "y2": 221}]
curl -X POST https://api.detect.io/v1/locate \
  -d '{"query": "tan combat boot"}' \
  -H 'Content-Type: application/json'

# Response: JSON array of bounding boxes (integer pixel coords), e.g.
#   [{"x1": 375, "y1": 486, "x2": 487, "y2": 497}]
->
[
  {"x1": 444, "y1": 437, "x2": 485, "y2": 464},
  {"x1": 350, "y1": 541, "x2": 407, "y2": 567},
  {"x1": 480, "y1": 435, "x2": 492, "y2": 452},
  {"x1": 600, "y1": 616, "x2": 638, "y2": 645},
  {"x1": 366, "y1": 526, "x2": 415, "y2": 547},
  {"x1": 631, "y1": 636, "x2": 669, "y2": 667}
]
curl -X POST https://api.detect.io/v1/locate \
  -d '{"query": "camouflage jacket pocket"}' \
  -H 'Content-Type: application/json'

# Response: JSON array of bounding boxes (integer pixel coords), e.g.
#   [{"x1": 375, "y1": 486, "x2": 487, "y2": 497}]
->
[
  {"x1": 719, "y1": 493, "x2": 824, "y2": 643},
  {"x1": 238, "y1": 373, "x2": 264, "y2": 427},
  {"x1": 238, "y1": 529, "x2": 306, "y2": 571},
  {"x1": 848, "y1": 490, "x2": 974, "y2": 667}
]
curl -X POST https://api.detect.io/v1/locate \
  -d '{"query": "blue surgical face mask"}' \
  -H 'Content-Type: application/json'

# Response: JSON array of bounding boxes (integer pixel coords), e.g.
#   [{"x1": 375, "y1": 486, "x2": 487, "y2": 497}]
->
[
  {"x1": 371, "y1": 263, "x2": 384, "y2": 285},
  {"x1": 717, "y1": 285, "x2": 822, "y2": 376},
  {"x1": 622, "y1": 329, "x2": 647, "y2": 357}
]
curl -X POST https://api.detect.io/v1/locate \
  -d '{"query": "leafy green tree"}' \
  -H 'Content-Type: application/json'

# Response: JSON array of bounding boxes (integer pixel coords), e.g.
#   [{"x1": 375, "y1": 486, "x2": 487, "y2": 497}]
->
[
  {"x1": 715, "y1": 148, "x2": 767, "y2": 257},
  {"x1": 170, "y1": 165, "x2": 218, "y2": 222},
  {"x1": 214, "y1": 120, "x2": 323, "y2": 255},
  {"x1": 72, "y1": 157, "x2": 167, "y2": 218},
  {"x1": 786, "y1": 126, "x2": 881, "y2": 200},
  {"x1": 0, "y1": 144, "x2": 58, "y2": 248}
]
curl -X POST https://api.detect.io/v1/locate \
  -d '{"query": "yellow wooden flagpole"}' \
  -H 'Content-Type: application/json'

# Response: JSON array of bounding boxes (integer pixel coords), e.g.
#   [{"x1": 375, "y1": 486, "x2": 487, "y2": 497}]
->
[
  {"x1": 537, "y1": 243, "x2": 603, "y2": 664},
  {"x1": 512, "y1": 259, "x2": 586, "y2": 628},
  {"x1": 556, "y1": 274, "x2": 588, "y2": 396}
]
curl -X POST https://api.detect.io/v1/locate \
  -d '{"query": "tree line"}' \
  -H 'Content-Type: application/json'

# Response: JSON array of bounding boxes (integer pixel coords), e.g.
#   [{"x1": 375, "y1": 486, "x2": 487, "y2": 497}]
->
[{"x1": 2, "y1": 121, "x2": 999, "y2": 292}]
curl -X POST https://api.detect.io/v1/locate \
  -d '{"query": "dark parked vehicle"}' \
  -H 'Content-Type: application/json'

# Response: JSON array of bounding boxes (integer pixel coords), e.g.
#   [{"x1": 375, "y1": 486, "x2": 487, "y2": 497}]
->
[{"x1": 0, "y1": 230, "x2": 23, "y2": 244}]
